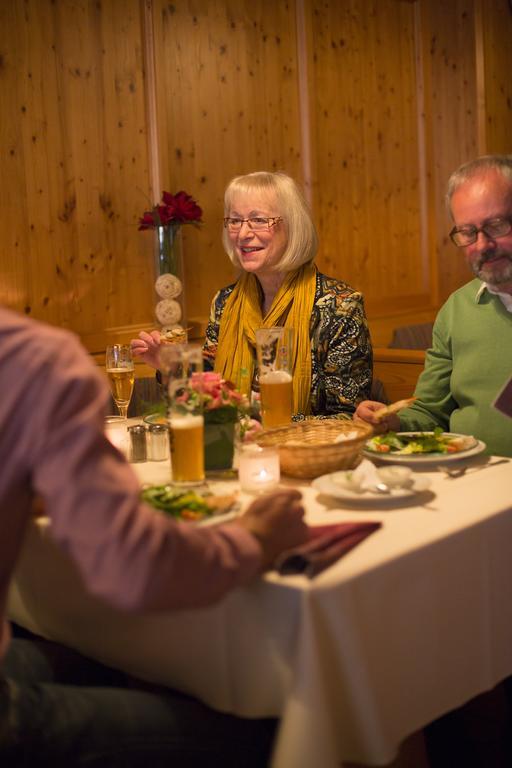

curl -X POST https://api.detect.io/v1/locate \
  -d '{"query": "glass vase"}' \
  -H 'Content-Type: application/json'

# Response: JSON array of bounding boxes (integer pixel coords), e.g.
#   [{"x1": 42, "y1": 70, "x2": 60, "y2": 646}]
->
[
  {"x1": 154, "y1": 224, "x2": 187, "y2": 335},
  {"x1": 203, "y1": 407, "x2": 238, "y2": 472}
]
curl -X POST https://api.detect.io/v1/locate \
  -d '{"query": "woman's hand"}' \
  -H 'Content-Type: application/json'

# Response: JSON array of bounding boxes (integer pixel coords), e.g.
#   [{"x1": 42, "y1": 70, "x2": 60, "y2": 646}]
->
[
  {"x1": 129, "y1": 330, "x2": 162, "y2": 370},
  {"x1": 353, "y1": 400, "x2": 400, "y2": 434}
]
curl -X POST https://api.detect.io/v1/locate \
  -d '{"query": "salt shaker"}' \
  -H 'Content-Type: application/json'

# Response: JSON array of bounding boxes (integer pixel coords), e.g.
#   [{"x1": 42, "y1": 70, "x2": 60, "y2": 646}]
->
[
  {"x1": 127, "y1": 424, "x2": 147, "y2": 462},
  {"x1": 148, "y1": 423, "x2": 169, "y2": 461}
]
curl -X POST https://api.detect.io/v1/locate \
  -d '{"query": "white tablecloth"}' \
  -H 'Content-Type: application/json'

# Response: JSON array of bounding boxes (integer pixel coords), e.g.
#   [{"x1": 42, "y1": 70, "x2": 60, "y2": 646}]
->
[{"x1": 8, "y1": 452, "x2": 512, "y2": 768}]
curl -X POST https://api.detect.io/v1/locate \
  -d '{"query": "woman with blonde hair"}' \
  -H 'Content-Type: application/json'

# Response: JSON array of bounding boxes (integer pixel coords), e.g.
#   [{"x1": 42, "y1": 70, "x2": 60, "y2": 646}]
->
[{"x1": 132, "y1": 171, "x2": 372, "y2": 418}]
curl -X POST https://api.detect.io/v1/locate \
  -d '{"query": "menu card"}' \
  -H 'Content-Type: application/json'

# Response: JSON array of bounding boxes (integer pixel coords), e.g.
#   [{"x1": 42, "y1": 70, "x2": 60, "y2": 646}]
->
[{"x1": 493, "y1": 375, "x2": 512, "y2": 419}]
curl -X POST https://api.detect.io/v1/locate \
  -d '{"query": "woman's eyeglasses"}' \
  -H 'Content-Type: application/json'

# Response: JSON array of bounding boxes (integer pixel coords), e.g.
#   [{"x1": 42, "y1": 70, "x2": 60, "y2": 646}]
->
[{"x1": 223, "y1": 216, "x2": 283, "y2": 232}]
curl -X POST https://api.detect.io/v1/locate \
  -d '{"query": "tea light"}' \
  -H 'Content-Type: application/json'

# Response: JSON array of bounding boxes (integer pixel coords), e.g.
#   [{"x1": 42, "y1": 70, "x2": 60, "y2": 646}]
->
[
  {"x1": 104, "y1": 415, "x2": 130, "y2": 458},
  {"x1": 238, "y1": 445, "x2": 280, "y2": 494}
]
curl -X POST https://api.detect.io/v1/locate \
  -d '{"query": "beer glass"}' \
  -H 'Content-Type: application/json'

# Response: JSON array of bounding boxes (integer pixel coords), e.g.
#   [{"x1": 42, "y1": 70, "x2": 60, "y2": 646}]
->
[
  {"x1": 255, "y1": 327, "x2": 293, "y2": 428},
  {"x1": 105, "y1": 344, "x2": 135, "y2": 420},
  {"x1": 160, "y1": 344, "x2": 205, "y2": 485}
]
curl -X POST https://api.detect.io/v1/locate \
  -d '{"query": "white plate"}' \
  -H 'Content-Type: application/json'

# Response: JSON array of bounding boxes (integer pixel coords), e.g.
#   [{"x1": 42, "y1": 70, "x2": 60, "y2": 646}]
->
[
  {"x1": 143, "y1": 412, "x2": 167, "y2": 426},
  {"x1": 312, "y1": 471, "x2": 431, "y2": 506},
  {"x1": 363, "y1": 432, "x2": 486, "y2": 465},
  {"x1": 199, "y1": 509, "x2": 238, "y2": 527}
]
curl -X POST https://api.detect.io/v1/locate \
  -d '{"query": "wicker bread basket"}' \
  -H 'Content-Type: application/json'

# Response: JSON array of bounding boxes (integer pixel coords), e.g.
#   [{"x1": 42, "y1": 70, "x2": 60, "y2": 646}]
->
[{"x1": 251, "y1": 419, "x2": 374, "y2": 479}]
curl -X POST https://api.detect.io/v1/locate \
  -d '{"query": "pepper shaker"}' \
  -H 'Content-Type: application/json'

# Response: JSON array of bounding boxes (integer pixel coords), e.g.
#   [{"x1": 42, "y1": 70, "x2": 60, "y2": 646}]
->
[{"x1": 127, "y1": 424, "x2": 147, "y2": 462}]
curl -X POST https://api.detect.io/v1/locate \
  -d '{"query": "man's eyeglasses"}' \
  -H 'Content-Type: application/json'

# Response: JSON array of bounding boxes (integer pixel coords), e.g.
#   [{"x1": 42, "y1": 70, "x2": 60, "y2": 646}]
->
[
  {"x1": 223, "y1": 216, "x2": 283, "y2": 232},
  {"x1": 449, "y1": 217, "x2": 512, "y2": 247}
]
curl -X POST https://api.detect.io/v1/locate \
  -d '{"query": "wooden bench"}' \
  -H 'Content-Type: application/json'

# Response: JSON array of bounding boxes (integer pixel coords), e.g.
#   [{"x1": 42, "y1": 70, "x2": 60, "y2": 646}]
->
[{"x1": 373, "y1": 348, "x2": 425, "y2": 403}]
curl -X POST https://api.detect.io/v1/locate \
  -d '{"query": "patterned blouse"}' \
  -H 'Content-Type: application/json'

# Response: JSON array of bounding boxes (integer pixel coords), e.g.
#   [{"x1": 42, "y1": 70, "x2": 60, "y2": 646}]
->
[{"x1": 203, "y1": 271, "x2": 373, "y2": 419}]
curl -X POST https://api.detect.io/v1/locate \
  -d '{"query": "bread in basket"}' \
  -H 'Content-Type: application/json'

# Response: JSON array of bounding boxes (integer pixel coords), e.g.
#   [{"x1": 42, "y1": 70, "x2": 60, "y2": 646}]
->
[{"x1": 250, "y1": 419, "x2": 374, "y2": 479}]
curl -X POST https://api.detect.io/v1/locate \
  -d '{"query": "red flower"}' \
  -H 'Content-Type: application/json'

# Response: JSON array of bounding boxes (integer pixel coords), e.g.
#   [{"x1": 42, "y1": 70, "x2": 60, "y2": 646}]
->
[
  {"x1": 162, "y1": 191, "x2": 203, "y2": 223},
  {"x1": 138, "y1": 211, "x2": 158, "y2": 230},
  {"x1": 138, "y1": 190, "x2": 203, "y2": 230}
]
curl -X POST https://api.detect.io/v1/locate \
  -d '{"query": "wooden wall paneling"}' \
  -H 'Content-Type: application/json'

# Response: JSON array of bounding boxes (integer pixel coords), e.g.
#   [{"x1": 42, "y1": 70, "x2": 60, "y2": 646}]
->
[
  {"x1": 0, "y1": 0, "x2": 155, "y2": 353},
  {"x1": 59, "y1": 0, "x2": 156, "y2": 351},
  {"x1": 478, "y1": 0, "x2": 512, "y2": 154},
  {"x1": 4, "y1": 0, "x2": 510, "y2": 358},
  {"x1": 0, "y1": 0, "x2": 79, "y2": 323},
  {"x1": 0, "y1": 1, "x2": 32, "y2": 311},
  {"x1": 92, "y1": 0, "x2": 157, "y2": 343},
  {"x1": 151, "y1": 0, "x2": 304, "y2": 322},
  {"x1": 418, "y1": 0, "x2": 479, "y2": 305},
  {"x1": 413, "y1": 0, "x2": 439, "y2": 313},
  {"x1": 295, "y1": 0, "x2": 314, "y2": 201},
  {"x1": 307, "y1": 0, "x2": 431, "y2": 323}
]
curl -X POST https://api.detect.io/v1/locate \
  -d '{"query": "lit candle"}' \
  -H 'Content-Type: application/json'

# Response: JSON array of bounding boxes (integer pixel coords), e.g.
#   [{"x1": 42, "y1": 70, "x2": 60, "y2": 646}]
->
[{"x1": 238, "y1": 445, "x2": 280, "y2": 494}]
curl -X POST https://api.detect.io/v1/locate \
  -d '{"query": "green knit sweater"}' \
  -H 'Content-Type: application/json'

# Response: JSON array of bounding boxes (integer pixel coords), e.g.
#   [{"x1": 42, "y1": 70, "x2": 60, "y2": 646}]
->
[{"x1": 399, "y1": 279, "x2": 512, "y2": 457}]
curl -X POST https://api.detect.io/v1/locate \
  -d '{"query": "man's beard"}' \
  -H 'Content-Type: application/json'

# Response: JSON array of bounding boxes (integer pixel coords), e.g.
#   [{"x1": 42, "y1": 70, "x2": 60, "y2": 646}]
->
[{"x1": 472, "y1": 250, "x2": 512, "y2": 287}]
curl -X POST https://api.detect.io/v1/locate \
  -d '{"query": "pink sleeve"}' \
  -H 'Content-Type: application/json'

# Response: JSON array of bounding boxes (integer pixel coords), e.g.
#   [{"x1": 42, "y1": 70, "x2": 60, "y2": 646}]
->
[{"x1": 28, "y1": 337, "x2": 262, "y2": 611}]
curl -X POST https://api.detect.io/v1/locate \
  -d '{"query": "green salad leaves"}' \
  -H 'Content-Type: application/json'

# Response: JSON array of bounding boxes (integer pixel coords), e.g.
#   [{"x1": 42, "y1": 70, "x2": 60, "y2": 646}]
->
[
  {"x1": 366, "y1": 428, "x2": 472, "y2": 455},
  {"x1": 141, "y1": 486, "x2": 213, "y2": 520}
]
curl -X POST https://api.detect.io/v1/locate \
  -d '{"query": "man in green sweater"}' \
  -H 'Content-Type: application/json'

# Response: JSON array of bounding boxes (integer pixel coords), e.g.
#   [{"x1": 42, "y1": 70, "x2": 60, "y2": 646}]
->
[{"x1": 356, "y1": 154, "x2": 512, "y2": 458}]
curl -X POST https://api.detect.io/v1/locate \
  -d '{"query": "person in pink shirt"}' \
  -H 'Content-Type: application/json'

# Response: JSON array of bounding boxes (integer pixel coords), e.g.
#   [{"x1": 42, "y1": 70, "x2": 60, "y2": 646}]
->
[{"x1": 0, "y1": 306, "x2": 307, "y2": 767}]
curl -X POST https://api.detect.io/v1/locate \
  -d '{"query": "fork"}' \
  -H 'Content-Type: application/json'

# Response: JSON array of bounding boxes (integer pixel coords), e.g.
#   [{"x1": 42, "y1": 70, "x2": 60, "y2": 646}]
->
[
  {"x1": 437, "y1": 459, "x2": 509, "y2": 478},
  {"x1": 437, "y1": 465, "x2": 467, "y2": 478}
]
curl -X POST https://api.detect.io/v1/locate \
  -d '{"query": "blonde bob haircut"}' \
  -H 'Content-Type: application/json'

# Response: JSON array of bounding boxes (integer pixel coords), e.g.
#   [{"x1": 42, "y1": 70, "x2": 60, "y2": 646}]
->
[{"x1": 222, "y1": 171, "x2": 318, "y2": 272}]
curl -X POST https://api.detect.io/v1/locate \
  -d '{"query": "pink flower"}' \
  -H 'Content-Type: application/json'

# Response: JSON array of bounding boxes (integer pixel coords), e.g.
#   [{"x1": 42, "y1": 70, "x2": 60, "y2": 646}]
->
[
  {"x1": 186, "y1": 373, "x2": 247, "y2": 412},
  {"x1": 241, "y1": 419, "x2": 263, "y2": 442}
]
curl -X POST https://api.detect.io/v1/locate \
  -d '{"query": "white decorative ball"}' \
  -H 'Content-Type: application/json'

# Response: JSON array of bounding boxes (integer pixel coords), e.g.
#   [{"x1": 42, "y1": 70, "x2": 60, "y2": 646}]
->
[
  {"x1": 155, "y1": 273, "x2": 183, "y2": 299},
  {"x1": 155, "y1": 299, "x2": 182, "y2": 326}
]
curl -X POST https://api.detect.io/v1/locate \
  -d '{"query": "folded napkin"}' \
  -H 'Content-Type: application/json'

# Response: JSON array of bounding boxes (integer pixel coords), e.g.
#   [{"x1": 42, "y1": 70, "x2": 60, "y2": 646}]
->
[{"x1": 275, "y1": 522, "x2": 381, "y2": 578}]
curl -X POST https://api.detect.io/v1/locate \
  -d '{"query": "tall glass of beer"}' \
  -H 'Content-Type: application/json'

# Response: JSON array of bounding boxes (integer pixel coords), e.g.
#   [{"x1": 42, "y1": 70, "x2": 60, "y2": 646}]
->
[
  {"x1": 105, "y1": 344, "x2": 135, "y2": 419},
  {"x1": 160, "y1": 344, "x2": 205, "y2": 485},
  {"x1": 256, "y1": 327, "x2": 293, "y2": 429}
]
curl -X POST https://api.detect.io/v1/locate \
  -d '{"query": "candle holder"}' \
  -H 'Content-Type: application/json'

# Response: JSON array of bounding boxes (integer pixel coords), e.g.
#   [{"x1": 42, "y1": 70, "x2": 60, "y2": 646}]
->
[
  {"x1": 104, "y1": 415, "x2": 130, "y2": 458},
  {"x1": 238, "y1": 444, "x2": 280, "y2": 494}
]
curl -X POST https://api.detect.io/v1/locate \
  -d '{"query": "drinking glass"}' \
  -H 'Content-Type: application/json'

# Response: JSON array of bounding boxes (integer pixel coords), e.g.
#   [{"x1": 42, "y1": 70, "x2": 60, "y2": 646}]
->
[
  {"x1": 105, "y1": 344, "x2": 135, "y2": 420},
  {"x1": 255, "y1": 327, "x2": 294, "y2": 428},
  {"x1": 159, "y1": 343, "x2": 205, "y2": 485}
]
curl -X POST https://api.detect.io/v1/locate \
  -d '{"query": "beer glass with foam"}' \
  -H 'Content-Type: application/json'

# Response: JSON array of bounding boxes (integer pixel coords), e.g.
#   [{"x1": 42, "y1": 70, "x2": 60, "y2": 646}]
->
[
  {"x1": 255, "y1": 327, "x2": 293, "y2": 428},
  {"x1": 159, "y1": 343, "x2": 205, "y2": 485},
  {"x1": 105, "y1": 344, "x2": 135, "y2": 420}
]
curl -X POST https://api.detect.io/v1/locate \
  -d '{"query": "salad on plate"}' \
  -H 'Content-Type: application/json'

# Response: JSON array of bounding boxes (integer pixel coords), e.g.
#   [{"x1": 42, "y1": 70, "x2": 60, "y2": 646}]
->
[
  {"x1": 141, "y1": 485, "x2": 238, "y2": 522},
  {"x1": 365, "y1": 427, "x2": 476, "y2": 456}
]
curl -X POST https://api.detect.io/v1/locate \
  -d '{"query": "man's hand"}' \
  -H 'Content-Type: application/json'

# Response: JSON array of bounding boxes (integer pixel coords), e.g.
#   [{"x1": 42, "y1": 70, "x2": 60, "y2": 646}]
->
[
  {"x1": 130, "y1": 331, "x2": 162, "y2": 370},
  {"x1": 235, "y1": 489, "x2": 308, "y2": 571},
  {"x1": 353, "y1": 400, "x2": 401, "y2": 434}
]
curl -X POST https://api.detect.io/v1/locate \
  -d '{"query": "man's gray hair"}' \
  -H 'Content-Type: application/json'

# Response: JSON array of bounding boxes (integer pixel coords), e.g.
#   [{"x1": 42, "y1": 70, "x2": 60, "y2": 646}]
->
[{"x1": 446, "y1": 154, "x2": 512, "y2": 212}]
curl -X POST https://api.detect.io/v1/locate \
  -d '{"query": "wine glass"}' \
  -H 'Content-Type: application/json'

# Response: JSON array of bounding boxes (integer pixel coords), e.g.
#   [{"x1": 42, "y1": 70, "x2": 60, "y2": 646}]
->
[{"x1": 105, "y1": 344, "x2": 135, "y2": 420}]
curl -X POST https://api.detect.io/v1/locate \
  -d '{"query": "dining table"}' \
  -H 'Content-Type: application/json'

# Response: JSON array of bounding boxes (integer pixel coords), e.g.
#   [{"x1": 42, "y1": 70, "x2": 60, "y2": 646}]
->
[{"x1": 7, "y1": 419, "x2": 512, "y2": 768}]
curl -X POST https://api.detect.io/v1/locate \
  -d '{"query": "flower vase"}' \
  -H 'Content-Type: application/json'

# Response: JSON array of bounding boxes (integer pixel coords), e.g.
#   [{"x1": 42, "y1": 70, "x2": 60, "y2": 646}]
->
[
  {"x1": 203, "y1": 407, "x2": 238, "y2": 472},
  {"x1": 154, "y1": 224, "x2": 187, "y2": 336}
]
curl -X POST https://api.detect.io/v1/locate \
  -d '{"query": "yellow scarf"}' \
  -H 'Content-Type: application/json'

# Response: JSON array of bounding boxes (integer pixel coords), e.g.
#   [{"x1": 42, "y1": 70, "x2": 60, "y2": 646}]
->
[{"x1": 214, "y1": 263, "x2": 317, "y2": 414}]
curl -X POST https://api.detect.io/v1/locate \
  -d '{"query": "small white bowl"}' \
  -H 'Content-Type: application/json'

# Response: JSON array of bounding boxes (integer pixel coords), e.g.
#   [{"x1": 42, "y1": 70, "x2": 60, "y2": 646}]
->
[{"x1": 377, "y1": 465, "x2": 413, "y2": 489}]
